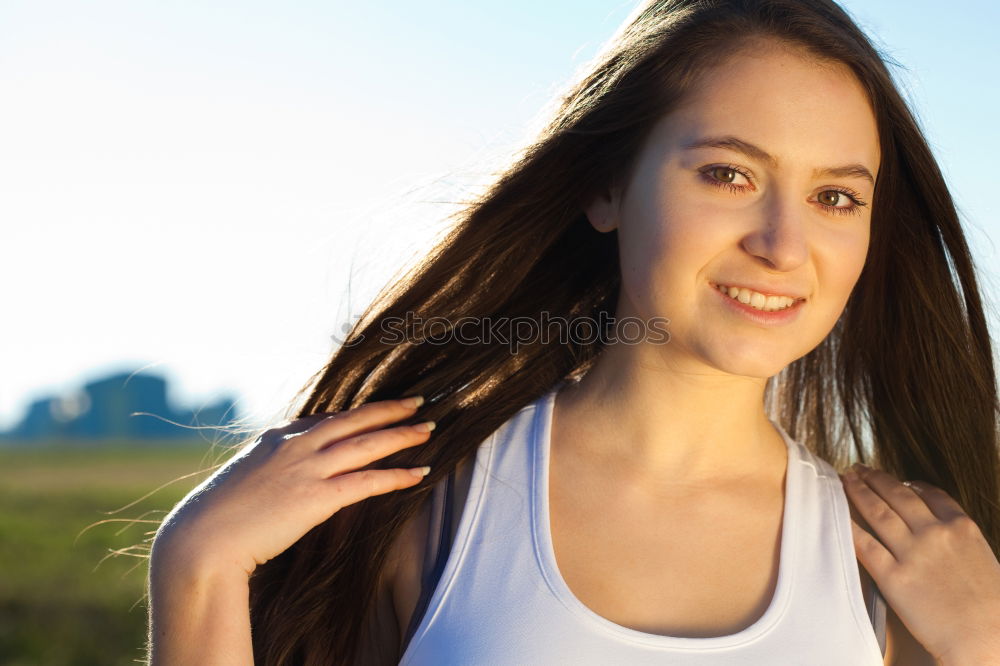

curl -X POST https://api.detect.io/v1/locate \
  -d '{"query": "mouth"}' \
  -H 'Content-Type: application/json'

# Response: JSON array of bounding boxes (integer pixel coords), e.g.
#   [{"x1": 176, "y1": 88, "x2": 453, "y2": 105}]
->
[{"x1": 709, "y1": 281, "x2": 806, "y2": 312}]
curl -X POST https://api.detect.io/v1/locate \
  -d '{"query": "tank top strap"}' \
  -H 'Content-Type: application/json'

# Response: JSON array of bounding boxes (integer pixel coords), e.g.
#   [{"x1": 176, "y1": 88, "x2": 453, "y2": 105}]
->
[
  {"x1": 399, "y1": 388, "x2": 886, "y2": 664},
  {"x1": 868, "y1": 579, "x2": 887, "y2": 657},
  {"x1": 401, "y1": 466, "x2": 457, "y2": 653}
]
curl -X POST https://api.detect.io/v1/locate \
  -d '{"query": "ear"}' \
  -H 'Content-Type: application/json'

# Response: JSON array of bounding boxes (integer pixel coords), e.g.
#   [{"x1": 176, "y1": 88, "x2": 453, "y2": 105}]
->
[{"x1": 583, "y1": 187, "x2": 621, "y2": 233}]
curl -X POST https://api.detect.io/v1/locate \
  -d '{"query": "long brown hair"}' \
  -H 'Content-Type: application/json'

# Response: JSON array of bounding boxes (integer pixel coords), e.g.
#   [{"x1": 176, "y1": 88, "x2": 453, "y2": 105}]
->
[{"x1": 145, "y1": 0, "x2": 1000, "y2": 662}]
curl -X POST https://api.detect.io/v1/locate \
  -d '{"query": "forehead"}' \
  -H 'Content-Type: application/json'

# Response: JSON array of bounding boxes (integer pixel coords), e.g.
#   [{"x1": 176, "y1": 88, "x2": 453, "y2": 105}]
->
[{"x1": 652, "y1": 44, "x2": 881, "y2": 176}]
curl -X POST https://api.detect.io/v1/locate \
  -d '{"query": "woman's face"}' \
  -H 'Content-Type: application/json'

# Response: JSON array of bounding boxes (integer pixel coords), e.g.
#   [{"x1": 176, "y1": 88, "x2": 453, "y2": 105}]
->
[{"x1": 586, "y1": 43, "x2": 881, "y2": 377}]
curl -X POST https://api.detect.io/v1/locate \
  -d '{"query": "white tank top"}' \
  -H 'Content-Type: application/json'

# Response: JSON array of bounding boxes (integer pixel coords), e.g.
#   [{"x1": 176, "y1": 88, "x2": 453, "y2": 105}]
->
[{"x1": 399, "y1": 384, "x2": 886, "y2": 665}]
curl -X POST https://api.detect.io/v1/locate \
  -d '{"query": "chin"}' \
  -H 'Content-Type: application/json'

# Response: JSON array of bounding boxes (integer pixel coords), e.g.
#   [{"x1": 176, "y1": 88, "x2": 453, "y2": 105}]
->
[
  {"x1": 701, "y1": 345, "x2": 799, "y2": 379},
  {"x1": 725, "y1": 360, "x2": 788, "y2": 380}
]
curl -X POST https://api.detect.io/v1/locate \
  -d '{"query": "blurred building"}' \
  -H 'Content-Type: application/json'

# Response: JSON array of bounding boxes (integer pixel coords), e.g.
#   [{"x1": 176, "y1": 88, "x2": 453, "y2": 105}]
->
[{"x1": 0, "y1": 371, "x2": 240, "y2": 445}]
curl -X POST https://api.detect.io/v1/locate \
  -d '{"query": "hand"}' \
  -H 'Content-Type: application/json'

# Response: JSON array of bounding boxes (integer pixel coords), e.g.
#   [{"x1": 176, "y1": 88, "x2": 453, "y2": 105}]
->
[
  {"x1": 152, "y1": 396, "x2": 435, "y2": 578},
  {"x1": 840, "y1": 463, "x2": 1000, "y2": 665}
]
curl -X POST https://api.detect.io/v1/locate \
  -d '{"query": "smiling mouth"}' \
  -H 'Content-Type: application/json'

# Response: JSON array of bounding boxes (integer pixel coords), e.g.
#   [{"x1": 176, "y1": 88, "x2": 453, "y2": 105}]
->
[{"x1": 710, "y1": 281, "x2": 806, "y2": 312}]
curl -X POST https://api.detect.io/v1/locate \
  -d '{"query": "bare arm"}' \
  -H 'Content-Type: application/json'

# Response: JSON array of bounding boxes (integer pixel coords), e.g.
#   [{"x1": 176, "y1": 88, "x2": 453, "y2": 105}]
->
[
  {"x1": 143, "y1": 397, "x2": 433, "y2": 664},
  {"x1": 147, "y1": 542, "x2": 254, "y2": 666}
]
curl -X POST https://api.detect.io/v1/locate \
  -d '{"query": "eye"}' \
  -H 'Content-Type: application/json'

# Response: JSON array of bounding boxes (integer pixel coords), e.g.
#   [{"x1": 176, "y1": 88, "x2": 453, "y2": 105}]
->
[
  {"x1": 697, "y1": 164, "x2": 869, "y2": 217},
  {"x1": 816, "y1": 188, "x2": 869, "y2": 216},
  {"x1": 701, "y1": 165, "x2": 752, "y2": 189}
]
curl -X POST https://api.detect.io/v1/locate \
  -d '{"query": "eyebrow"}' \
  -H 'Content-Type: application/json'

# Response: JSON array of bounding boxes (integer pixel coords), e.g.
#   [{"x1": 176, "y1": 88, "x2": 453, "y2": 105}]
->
[{"x1": 682, "y1": 135, "x2": 875, "y2": 186}]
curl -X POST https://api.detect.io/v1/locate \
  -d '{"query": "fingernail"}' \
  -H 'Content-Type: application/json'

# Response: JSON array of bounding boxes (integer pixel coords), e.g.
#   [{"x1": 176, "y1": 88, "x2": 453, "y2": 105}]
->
[
  {"x1": 401, "y1": 395, "x2": 424, "y2": 409},
  {"x1": 409, "y1": 465, "x2": 431, "y2": 478},
  {"x1": 415, "y1": 420, "x2": 436, "y2": 432}
]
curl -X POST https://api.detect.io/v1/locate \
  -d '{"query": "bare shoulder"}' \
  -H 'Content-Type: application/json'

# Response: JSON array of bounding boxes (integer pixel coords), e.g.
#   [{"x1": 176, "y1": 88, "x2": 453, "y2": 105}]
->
[
  {"x1": 383, "y1": 479, "x2": 434, "y2": 646},
  {"x1": 384, "y1": 454, "x2": 476, "y2": 646},
  {"x1": 354, "y1": 500, "x2": 424, "y2": 666}
]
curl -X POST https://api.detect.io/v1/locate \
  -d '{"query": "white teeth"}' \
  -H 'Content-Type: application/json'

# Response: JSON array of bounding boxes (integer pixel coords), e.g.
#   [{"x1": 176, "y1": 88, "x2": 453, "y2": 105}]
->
[
  {"x1": 764, "y1": 295, "x2": 784, "y2": 310},
  {"x1": 716, "y1": 284, "x2": 797, "y2": 312}
]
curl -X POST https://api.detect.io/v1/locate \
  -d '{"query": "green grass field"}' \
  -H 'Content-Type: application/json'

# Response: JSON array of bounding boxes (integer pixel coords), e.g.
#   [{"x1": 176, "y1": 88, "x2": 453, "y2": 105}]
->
[{"x1": 0, "y1": 440, "x2": 236, "y2": 666}]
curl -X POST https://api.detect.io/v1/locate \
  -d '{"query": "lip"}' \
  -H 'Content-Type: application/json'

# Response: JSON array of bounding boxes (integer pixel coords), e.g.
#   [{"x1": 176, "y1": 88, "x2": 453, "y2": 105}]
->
[
  {"x1": 711, "y1": 281, "x2": 805, "y2": 325},
  {"x1": 709, "y1": 281, "x2": 807, "y2": 301}
]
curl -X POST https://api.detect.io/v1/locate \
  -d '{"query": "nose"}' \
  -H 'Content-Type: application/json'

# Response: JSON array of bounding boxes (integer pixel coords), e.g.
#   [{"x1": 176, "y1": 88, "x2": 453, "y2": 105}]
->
[{"x1": 739, "y1": 189, "x2": 810, "y2": 271}]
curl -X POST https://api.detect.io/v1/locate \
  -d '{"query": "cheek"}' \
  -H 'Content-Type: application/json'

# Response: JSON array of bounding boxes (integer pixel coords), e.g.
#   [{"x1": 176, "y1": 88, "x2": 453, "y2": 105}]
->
[
  {"x1": 615, "y1": 216, "x2": 666, "y2": 316},
  {"x1": 639, "y1": 196, "x2": 731, "y2": 279},
  {"x1": 616, "y1": 197, "x2": 723, "y2": 312},
  {"x1": 823, "y1": 226, "x2": 869, "y2": 293},
  {"x1": 616, "y1": 189, "x2": 670, "y2": 280}
]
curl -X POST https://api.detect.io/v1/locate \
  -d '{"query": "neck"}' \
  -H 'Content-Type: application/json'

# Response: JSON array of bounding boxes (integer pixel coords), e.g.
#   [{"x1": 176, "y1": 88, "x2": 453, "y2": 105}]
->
[{"x1": 554, "y1": 340, "x2": 787, "y2": 492}]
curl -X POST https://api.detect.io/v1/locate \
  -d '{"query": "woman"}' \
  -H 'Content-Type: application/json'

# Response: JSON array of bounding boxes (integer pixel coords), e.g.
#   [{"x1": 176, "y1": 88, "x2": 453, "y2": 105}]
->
[{"x1": 147, "y1": 0, "x2": 1000, "y2": 664}]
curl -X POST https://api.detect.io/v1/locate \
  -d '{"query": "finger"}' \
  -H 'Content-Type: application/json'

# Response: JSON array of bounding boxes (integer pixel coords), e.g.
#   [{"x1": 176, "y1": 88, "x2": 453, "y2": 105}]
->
[
  {"x1": 851, "y1": 464, "x2": 939, "y2": 532},
  {"x1": 317, "y1": 422, "x2": 434, "y2": 478},
  {"x1": 326, "y1": 467, "x2": 431, "y2": 512},
  {"x1": 841, "y1": 467, "x2": 916, "y2": 558},
  {"x1": 296, "y1": 397, "x2": 425, "y2": 452},
  {"x1": 904, "y1": 480, "x2": 970, "y2": 524},
  {"x1": 271, "y1": 412, "x2": 334, "y2": 437},
  {"x1": 252, "y1": 413, "x2": 333, "y2": 452},
  {"x1": 850, "y1": 517, "x2": 897, "y2": 583}
]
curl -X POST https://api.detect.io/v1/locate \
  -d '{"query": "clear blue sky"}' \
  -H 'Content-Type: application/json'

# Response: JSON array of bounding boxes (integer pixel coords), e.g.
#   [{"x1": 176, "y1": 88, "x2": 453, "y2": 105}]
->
[{"x1": 2, "y1": 1, "x2": 997, "y2": 430}]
